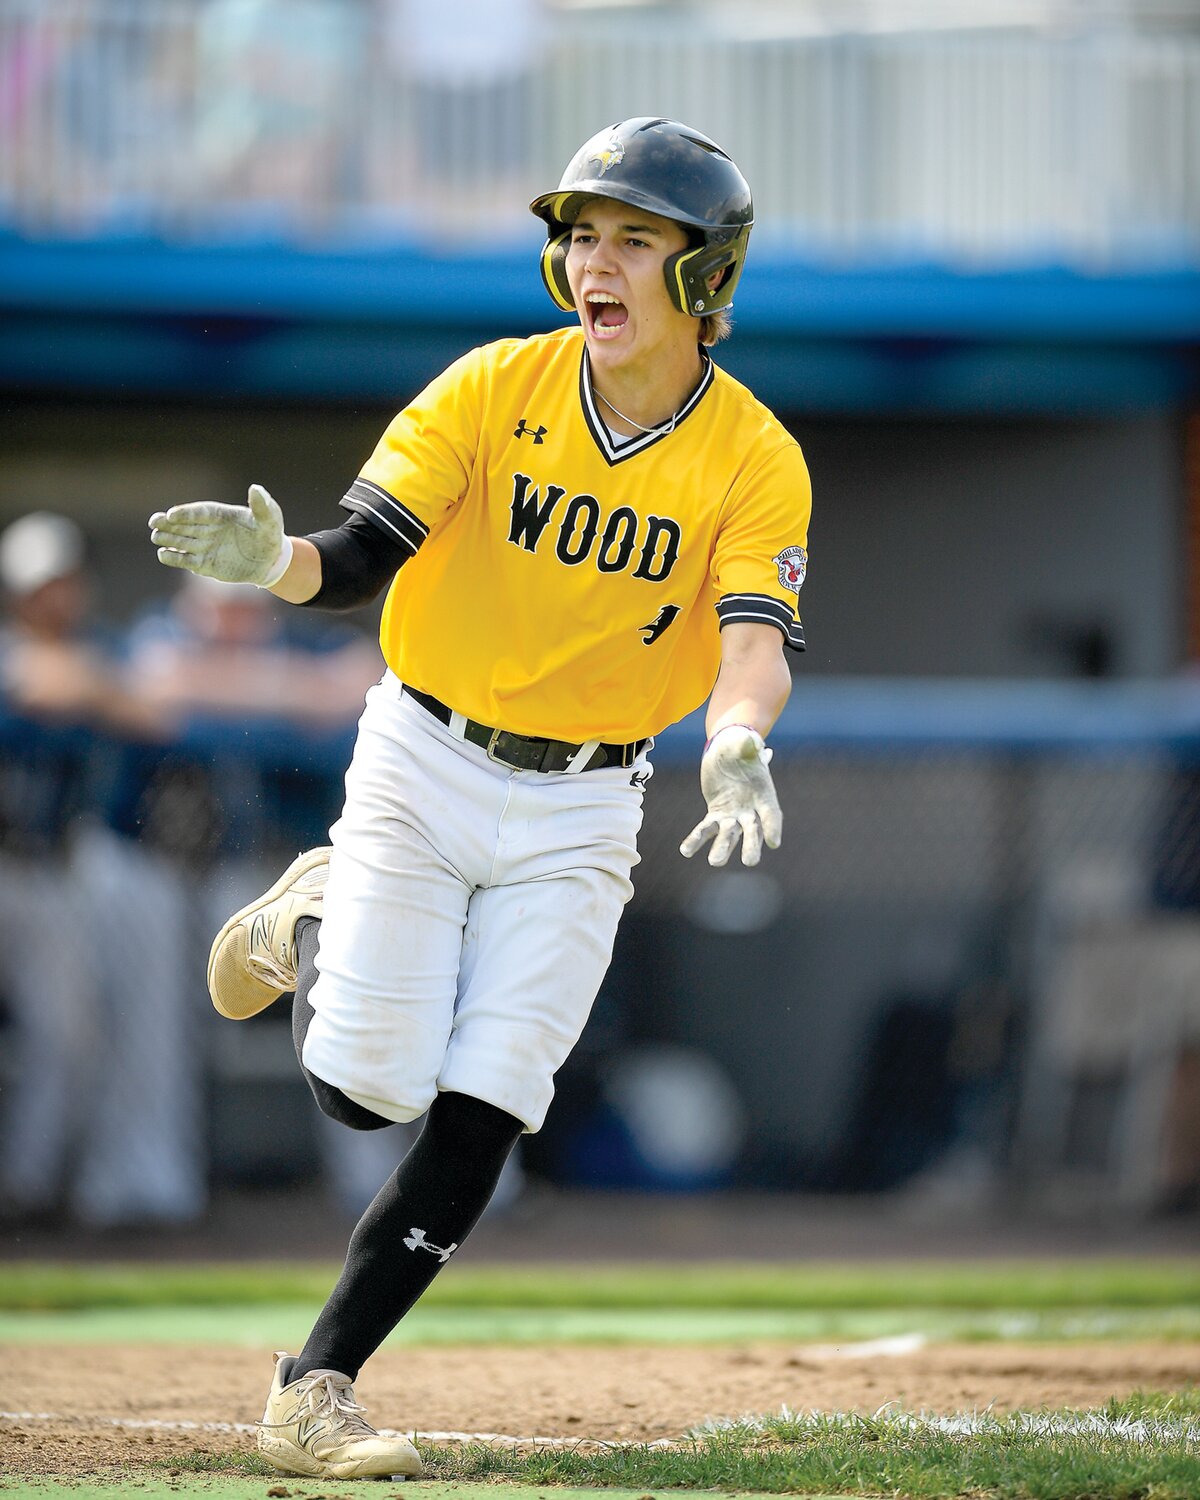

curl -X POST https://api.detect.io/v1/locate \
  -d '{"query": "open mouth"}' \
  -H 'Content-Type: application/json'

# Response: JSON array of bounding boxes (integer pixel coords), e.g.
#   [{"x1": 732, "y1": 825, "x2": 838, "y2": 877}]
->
[{"x1": 585, "y1": 292, "x2": 629, "y2": 337}]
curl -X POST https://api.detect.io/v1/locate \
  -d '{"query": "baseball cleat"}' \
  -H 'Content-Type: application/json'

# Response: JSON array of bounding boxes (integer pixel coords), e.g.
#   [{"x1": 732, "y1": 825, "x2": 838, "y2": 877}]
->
[
  {"x1": 257, "y1": 1350, "x2": 423, "y2": 1480},
  {"x1": 207, "y1": 847, "x2": 331, "y2": 1019}
]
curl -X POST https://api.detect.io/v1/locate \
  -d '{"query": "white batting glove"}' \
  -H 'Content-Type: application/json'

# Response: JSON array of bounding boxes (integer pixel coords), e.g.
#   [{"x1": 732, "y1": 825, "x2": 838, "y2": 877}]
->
[
  {"x1": 680, "y1": 724, "x2": 782, "y2": 868},
  {"x1": 148, "y1": 484, "x2": 293, "y2": 587}
]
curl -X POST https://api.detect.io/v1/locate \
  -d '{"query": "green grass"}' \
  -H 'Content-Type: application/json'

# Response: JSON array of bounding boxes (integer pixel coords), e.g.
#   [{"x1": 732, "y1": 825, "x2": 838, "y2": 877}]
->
[
  {"x1": 3, "y1": 1258, "x2": 1198, "y2": 1348},
  {"x1": 147, "y1": 1391, "x2": 1200, "y2": 1500},
  {"x1": 1099, "y1": 1387, "x2": 1200, "y2": 1421},
  {"x1": 445, "y1": 1393, "x2": 1200, "y2": 1499},
  {"x1": 3, "y1": 1300, "x2": 1200, "y2": 1347},
  {"x1": 3, "y1": 1257, "x2": 1198, "y2": 1312},
  {"x1": 423, "y1": 1424, "x2": 1199, "y2": 1500}
]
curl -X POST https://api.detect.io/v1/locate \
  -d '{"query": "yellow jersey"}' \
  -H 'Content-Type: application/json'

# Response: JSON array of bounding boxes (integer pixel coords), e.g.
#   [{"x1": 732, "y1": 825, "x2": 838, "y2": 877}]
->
[{"x1": 344, "y1": 327, "x2": 810, "y2": 743}]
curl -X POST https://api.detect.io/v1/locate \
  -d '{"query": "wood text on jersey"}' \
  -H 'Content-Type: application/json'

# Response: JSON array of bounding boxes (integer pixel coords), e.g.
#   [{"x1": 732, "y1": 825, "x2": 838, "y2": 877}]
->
[{"x1": 507, "y1": 472, "x2": 681, "y2": 583}]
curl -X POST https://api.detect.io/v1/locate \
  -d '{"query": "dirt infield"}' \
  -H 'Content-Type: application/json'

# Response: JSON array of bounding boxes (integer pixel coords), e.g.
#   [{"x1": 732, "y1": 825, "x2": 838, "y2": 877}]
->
[{"x1": 4, "y1": 1340, "x2": 1199, "y2": 1481}]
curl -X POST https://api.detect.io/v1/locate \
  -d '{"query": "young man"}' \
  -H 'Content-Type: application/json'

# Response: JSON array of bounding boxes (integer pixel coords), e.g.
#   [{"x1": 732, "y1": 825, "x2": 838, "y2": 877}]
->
[{"x1": 149, "y1": 117, "x2": 811, "y2": 1481}]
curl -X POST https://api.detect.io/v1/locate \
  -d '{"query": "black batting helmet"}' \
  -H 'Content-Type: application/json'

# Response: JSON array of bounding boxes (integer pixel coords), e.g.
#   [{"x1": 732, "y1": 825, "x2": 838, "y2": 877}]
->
[{"x1": 529, "y1": 117, "x2": 754, "y2": 319}]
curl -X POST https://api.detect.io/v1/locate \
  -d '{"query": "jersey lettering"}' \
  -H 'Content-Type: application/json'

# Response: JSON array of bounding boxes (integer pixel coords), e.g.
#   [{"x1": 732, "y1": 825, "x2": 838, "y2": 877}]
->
[
  {"x1": 555, "y1": 493, "x2": 601, "y2": 566},
  {"x1": 508, "y1": 473, "x2": 565, "y2": 551},
  {"x1": 596, "y1": 507, "x2": 639, "y2": 573},
  {"x1": 507, "y1": 473, "x2": 682, "y2": 584},
  {"x1": 631, "y1": 516, "x2": 681, "y2": 583}
]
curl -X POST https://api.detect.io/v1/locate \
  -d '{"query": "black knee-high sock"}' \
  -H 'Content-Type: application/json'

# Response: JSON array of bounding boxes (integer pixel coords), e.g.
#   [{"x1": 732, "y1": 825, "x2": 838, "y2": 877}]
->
[{"x1": 293, "y1": 1090, "x2": 524, "y2": 1381}]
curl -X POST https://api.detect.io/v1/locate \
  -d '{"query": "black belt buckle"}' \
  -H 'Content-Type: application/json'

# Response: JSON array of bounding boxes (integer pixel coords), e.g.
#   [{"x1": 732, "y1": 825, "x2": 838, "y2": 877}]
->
[{"x1": 485, "y1": 727, "x2": 547, "y2": 772}]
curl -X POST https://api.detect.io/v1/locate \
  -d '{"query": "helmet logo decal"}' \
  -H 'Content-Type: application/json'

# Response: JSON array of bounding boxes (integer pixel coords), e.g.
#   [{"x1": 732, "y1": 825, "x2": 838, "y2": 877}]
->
[{"x1": 589, "y1": 131, "x2": 625, "y2": 176}]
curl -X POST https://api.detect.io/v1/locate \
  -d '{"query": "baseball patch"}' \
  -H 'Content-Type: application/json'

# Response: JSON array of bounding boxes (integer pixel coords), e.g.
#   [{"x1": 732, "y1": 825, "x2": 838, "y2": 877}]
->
[{"x1": 773, "y1": 545, "x2": 807, "y2": 593}]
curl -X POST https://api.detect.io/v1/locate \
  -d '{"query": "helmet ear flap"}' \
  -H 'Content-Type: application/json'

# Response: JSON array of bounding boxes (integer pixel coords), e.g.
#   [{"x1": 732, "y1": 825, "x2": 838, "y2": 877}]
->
[
  {"x1": 663, "y1": 241, "x2": 741, "y2": 317},
  {"x1": 662, "y1": 246, "x2": 702, "y2": 315},
  {"x1": 539, "y1": 230, "x2": 575, "y2": 312}
]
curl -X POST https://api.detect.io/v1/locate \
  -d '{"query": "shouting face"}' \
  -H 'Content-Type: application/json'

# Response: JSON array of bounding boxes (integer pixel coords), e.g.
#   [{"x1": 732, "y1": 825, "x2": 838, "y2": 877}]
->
[{"x1": 564, "y1": 198, "x2": 697, "y2": 381}]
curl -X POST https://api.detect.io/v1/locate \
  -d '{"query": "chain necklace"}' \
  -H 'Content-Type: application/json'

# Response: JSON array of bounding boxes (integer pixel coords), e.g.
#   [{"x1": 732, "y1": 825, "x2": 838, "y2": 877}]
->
[{"x1": 594, "y1": 387, "x2": 678, "y2": 435}]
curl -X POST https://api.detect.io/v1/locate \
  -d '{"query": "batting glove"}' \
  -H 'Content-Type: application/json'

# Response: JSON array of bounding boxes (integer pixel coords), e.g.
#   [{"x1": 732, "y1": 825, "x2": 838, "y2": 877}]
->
[
  {"x1": 680, "y1": 724, "x2": 782, "y2": 868},
  {"x1": 149, "y1": 484, "x2": 293, "y2": 587}
]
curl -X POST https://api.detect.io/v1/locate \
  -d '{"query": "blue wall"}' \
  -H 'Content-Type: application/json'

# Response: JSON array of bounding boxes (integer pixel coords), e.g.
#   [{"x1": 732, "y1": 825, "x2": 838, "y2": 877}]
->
[{"x1": 3, "y1": 235, "x2": 1198, "y2": 415}]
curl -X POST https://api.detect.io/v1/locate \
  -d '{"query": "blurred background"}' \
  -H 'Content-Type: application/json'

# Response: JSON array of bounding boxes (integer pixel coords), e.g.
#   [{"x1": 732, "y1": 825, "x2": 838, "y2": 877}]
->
[{"x1": 0, "y1": 0, "x2": 1198, "y2": 1251}]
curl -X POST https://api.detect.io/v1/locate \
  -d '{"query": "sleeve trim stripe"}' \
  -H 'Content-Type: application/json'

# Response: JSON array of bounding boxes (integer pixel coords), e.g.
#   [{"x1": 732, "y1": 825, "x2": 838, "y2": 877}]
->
[
  {"x1": 716, "y1": 593, "x2": 794, "y2": 625},
  {"x1": 343, "y1": 480, "x2": 429, "y2": 544},
  {"x1": 346, "y1": 480, "x2": 426, "y2": 540},
  {"x1": 717, "y1": 591, "x2": 810, "y2": 651},
  {"x1": 340, "y1": 494, "x2": 421, "y2": 556},
  {"x1": 719, "y1": 607, "x2": 792, "y2": 629}
]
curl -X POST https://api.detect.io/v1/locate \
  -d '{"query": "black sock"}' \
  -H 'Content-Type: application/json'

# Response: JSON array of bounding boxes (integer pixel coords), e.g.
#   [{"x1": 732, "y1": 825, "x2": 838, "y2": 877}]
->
[{"x1": 293, "y1": 1090, "x2": 524, "y2": 1381}]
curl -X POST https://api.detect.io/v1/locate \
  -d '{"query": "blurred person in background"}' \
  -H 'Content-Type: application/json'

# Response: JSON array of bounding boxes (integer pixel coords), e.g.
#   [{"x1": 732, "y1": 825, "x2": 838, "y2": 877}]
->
[
  {"x1": 124, "y1": 573, "x2": 390, "y2": 1215},
  {"x1": 0, "y1": 510, "x2": 202, "y2": 1229},
  {"x1": 127, "y1": 570, "x2": 382, "y2": 731}
]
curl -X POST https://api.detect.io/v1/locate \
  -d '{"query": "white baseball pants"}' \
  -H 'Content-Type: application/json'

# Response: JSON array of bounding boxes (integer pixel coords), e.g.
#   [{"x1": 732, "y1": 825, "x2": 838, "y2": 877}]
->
[{"x1": 302, "y1": 671, "x2": 648, "y2": 1132}]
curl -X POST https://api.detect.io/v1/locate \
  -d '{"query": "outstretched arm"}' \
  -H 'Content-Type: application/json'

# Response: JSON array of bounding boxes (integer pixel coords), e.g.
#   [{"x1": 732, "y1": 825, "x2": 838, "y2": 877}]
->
[{"x1": 680, "y1": 622, "x2": 791, "y2": 868}]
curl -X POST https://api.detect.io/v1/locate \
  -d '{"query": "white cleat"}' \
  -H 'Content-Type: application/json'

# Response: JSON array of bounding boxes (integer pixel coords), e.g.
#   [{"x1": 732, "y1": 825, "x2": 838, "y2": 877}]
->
[
  {"x1": 206, "y1": 847, "x2": 331, "y2": 1019},
  {"x1": 257, "y1": 1351, "x2": 423, "y2": 1480}
]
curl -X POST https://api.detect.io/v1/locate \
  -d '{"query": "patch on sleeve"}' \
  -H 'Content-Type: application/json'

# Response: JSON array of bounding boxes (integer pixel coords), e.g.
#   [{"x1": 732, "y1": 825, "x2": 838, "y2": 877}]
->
[{"x1": 772, "y1": 545, "x2": 808, "y2": 593}]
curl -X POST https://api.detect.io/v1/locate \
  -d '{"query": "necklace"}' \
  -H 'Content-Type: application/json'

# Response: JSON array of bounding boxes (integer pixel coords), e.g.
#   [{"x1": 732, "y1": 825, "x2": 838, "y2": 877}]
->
[{"x1": 594, "y1": 388, "x2": 678, "y2": 435}]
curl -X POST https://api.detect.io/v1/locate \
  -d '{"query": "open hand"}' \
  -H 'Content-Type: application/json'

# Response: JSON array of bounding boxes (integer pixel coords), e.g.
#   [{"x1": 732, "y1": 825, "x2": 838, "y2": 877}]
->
[
  {"x1": 149, "y1": 484, "x2": 292, "y2": 586},
  {"x1": 679, "y1": 724, "x2": 782, "y2": 867}
]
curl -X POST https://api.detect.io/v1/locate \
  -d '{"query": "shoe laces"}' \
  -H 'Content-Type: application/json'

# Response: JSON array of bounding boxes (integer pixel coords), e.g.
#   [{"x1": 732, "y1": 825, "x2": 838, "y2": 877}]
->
[
  {"x1": 265, "y1": 1370, "x2": 376, "y2": 1438},
  {"x1": 245, "y1": 946, "x2": 297, "y2": 991}
]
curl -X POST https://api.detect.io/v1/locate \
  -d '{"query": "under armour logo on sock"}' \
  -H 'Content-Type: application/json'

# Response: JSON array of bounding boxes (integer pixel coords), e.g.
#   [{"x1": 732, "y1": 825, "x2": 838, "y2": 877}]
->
[{"x1": 403, "y1": 1227, "x2": 458, "y2": 1262}]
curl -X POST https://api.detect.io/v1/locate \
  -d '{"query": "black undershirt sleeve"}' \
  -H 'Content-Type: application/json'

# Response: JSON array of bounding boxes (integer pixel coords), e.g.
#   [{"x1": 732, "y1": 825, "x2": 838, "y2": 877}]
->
[{"x1": 297, "y1": 510, "x2": 411, "y2": 612}]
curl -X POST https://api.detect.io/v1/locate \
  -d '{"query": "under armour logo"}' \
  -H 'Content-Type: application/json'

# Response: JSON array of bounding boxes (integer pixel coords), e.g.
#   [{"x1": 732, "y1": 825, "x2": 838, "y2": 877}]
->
[
  {"x1": 514, "y1": 418, "x2": 547, "y2": 444},
  {"x1": 640, "y1": 604, "x2": 680, "y2": 645},
  {"x1": 403, "y1": 1227, "x2": 458, "y2": 1262},
  {"x1": 630, "y1": 770, "x2": 651, "y2": 789}
]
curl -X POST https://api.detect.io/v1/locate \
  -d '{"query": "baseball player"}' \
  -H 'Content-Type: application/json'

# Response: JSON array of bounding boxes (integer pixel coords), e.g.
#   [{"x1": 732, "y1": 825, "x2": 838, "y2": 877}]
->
[{"x1": 149, "y1": 117, "x2": 810, "y2": 1481}]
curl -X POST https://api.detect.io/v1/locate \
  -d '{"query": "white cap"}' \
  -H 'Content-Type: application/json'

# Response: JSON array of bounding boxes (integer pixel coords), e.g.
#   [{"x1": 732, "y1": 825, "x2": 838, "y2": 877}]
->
[{"x1": 0, "y1": 512, "x2": 85, "y2": 595}]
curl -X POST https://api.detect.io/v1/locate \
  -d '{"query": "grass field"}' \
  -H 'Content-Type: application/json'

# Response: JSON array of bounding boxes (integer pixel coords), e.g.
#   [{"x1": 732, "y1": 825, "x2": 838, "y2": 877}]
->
[
  {"x1": 6, "y1": 1258, "x2": 1200, "y2": 1312},
  {"x1": 3, "y1": 1257, "x2": 1198, "y2": 1499}
]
